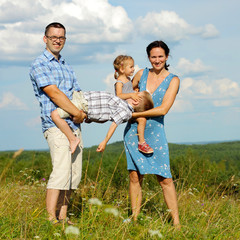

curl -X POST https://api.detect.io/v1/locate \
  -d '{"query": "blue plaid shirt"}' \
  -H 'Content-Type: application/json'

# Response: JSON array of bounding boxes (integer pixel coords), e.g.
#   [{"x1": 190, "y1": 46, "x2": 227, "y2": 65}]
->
[{"x1": 30, "y1": 50, "x2": 81, "y2": 133}]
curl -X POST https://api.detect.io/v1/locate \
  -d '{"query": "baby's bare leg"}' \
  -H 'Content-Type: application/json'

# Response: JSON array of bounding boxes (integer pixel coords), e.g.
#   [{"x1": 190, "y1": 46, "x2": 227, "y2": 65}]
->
[
  {"x1": 136, "y1": 117, "x2": 153, "y2": 154},
  {"x1": 51, "y1": 110, "x2": 80, "y2": 154},
  {"x1": 136, "y1": 117, "x2": 146, "y2": 144}
]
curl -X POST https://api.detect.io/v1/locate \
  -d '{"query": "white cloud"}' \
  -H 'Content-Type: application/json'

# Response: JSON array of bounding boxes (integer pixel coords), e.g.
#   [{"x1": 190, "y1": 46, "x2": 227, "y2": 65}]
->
[
  {"x1": 135, "y1": 11, "x2": 219, "y2": 43},
  {"x1": 25, "y1": 116, "x2": 41, "y2": 127},
  {"x1": 0, "y1": 0, "x2": 48, "y2": 23},
  {"x1": 103, "y1": 73, "x2": 116, "y2": 94},
  {"x1": 171, "y1": 99, "x2": 193, "y2": 112},
  {"x1": 0, "y1": 0, "x2": 133, "y2": 63},
  {"x1": 87, "y1": 50, "x2": 127, "y2": 63},
  {"x1": 178, "y1": 76, "x2": 240, "y2": 110},
  {"x1": 215, "y1": 78, "x2": 240, "y2": 97},
  {"x1": 176, "y1": 58, "x2": 212, "y2": 76},
  {"x1": 198, "y1": 24, "x2": 219, "y2": 39},
  {"x1": 180, "y1": 77, "x2": 240, "y2": 99},
  {"x1": 0, "y1": 92, "x2": 28, "y2": 110},
  {"x1": 213, "y1": 100, "x2": 232, "y2": 107}
]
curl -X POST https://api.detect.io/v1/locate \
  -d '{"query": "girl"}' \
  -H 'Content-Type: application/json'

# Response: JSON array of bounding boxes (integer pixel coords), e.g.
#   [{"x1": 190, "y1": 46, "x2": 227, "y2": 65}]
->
[{"x1": 113, "y1": 55, "x2": 153, "y2": 154}]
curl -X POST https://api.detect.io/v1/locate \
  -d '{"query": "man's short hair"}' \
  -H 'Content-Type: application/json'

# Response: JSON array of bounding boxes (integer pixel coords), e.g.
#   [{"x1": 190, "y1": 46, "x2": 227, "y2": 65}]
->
[
  {"x1": 134, "y1": 91, "x2": 154, "y2": 112},
  {"x1": 45, "y1": 22, "x2": 66, "y2": 36}
]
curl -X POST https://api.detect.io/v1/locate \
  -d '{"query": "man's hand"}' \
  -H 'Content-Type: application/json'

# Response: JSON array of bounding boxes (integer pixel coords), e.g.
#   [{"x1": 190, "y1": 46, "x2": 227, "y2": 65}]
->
[
  {"x1": 73, "y1": 110, "x2": 87, "y2": 123},
  {"x1": 96, "y1": 140, "x2": 107, "y2": 152}
]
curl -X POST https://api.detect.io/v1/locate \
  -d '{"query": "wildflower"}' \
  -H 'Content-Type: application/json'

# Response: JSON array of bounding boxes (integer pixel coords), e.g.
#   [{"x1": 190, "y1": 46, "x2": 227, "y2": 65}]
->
[
  {"x1": 148, "y1": 230, "x2": 163, "y2": 238},
  {"x1": 53, "y1": 233, "x2": 61, "y2": 237},
  {"x1": 42, "y1": 178, "x2": 46, "y2": 181},
  {"x1": 88, "y1": 198, "x2": 102, "y2": 206},
  {"x1": 104, "y1": 208, "x2": 119, "y2": 217},
  {"x1": 65, "y1": 226, "x2": 80, "y2": 235},
  {"x1": 123, "y1": 218, "x2": 131, "y2": 223},
  {"x1": 34, "y1": 236, "x2": 40, "y2": 239}
]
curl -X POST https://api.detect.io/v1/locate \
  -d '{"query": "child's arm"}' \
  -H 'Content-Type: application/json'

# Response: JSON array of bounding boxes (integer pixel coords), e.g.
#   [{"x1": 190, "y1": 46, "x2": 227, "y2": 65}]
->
[
  {"x1": 115, "y1": 82, "x2": 140, "y2": 101},
  {"x1": 96, "y1": 122, "x2": 118, "y2": 152}
]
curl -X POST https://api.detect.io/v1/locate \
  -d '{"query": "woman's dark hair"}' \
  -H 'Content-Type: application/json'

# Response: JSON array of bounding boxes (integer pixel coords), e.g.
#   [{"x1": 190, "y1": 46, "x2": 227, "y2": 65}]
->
[
  {"x1": 45, "y1": 22, "x2": 66, "y2": 36},
  {"x1": 146, "y1": 40, "x2": 170, "y2": 70}
]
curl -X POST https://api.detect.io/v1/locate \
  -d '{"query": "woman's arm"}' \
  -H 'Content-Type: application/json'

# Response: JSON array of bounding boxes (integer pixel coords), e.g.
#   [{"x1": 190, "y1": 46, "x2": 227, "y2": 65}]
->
[{"x1": 132, "y1": 76, "x2": 180, "y2": 118}]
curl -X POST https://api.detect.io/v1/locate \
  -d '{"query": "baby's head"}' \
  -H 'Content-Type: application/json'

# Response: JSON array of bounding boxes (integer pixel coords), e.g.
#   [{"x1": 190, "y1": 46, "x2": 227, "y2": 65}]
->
[
  {"x1": 133, "y1": 91, "x2": 154, "y2": 112},
  {"x1": 113, "y1": 55, "x2": 134, "y2": 79}
]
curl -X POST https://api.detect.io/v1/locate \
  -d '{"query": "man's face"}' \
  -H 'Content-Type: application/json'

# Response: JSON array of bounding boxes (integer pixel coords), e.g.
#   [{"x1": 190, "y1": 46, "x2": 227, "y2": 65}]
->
[{"x1": 43, "y1": 27, "x2": 66, "y2": 58}]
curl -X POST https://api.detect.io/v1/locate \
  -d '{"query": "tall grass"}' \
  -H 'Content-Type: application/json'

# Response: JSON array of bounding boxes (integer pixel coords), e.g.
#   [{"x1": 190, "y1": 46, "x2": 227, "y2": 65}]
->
[{"x1": 0, "y1": 147, "x2": 239, "y2": 239}]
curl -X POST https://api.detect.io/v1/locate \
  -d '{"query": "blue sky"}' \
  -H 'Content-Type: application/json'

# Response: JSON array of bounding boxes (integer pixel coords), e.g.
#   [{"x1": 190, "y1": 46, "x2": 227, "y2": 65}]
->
[{"x1": 0, "y1": 0, "x2": 239, "y2": 151}]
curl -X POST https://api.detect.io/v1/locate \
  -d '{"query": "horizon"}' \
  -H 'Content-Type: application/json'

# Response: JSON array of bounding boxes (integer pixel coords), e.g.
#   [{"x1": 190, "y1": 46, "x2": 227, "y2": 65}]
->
[
  {"x1": 0, "y1": 0, "x2": 239, "y2": 151},
  {"x1": 2, "y1": 139, "x2": 240, "y2": 152}
]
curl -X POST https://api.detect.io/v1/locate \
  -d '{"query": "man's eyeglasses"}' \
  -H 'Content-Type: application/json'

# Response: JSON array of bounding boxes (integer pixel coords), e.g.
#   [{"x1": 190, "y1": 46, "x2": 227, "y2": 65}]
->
[{"x1": 46, "y1": 36, "x2": 66, "y2": 42}]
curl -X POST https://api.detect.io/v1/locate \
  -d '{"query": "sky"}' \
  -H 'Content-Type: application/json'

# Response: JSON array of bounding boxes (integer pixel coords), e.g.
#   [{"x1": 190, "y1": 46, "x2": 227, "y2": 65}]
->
[{"x1": 0, "y1": 0, "x2": 239, "y2": 151}]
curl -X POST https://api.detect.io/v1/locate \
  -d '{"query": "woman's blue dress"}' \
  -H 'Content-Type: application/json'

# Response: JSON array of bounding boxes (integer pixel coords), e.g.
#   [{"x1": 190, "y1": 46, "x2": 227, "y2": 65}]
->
[{"x1": 124, "y1": 68, "x2": 176, "y2": 178}]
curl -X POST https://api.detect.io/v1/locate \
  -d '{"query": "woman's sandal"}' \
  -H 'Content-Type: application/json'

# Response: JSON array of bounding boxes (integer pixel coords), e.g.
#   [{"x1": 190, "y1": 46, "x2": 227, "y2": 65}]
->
[
  {"x1": 58, "y1": 217, "x2": 74, "y2": 225},
  {"x1": 50, "y1": 218, "x2": 59, "y2": 225}
]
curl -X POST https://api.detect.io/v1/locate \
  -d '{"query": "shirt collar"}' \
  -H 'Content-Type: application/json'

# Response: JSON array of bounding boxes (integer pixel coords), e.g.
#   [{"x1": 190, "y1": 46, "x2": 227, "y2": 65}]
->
[
  {"x1": 43, "y1": 49, "x2": 65, "y2": 64},
  {"x1": 127, "y1": 103, "x2": 134, "y2": 112}
]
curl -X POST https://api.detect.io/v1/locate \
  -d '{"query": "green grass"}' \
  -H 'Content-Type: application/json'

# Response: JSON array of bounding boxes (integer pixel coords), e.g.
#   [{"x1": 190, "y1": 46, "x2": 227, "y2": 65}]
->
[{"x1": 0, "y1": 142, "x2": 240, "y2": 239}]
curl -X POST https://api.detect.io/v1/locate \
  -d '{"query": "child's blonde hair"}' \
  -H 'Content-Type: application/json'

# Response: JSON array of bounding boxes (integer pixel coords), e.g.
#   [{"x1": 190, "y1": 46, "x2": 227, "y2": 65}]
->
[
  {"x1": 113, "y1": 55, "x2": 134, "y2": 79},
  {"x1": 134, "y1": 91, "x2": 154, "y2": 112}
]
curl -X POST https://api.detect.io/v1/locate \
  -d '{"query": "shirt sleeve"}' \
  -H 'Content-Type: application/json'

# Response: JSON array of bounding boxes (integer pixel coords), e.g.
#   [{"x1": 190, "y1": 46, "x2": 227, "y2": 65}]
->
[{"x1": 30, "y1": 61, "x2": 57, "y2": 89}]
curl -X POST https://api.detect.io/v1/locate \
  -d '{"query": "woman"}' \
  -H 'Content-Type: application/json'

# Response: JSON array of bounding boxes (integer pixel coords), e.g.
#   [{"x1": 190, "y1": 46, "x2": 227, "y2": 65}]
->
[{"x1": 124, "y1": 40, "x2": 180, "y2": 226}]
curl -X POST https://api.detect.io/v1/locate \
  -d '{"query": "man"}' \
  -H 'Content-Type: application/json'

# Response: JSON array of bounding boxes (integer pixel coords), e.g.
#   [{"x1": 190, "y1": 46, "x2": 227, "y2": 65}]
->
[{"x1": 30, "y1": 22, "x2": 86, "y2": 224}]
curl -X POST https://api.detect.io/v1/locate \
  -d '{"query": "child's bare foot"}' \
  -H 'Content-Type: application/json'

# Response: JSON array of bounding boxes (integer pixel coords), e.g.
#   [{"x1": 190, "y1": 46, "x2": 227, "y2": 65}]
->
[{"x1": 70, "y1": 138, "x2": 80, "y2": 154}]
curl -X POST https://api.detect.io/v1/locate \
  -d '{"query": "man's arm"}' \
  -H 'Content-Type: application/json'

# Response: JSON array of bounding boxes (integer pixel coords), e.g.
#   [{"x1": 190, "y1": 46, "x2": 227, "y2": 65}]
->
[
  {"x1": 96, "y1": 122, "x2": 118, "y2": 152},
  {"x1": 42, "y1": 85, "x2": 86, "y2": 123}
]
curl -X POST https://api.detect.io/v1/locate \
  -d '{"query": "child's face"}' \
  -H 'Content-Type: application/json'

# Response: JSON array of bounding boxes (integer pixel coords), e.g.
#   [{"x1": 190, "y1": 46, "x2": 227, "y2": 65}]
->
[{"x1": 123, "y1": 59, "x2": 135, "y2": 77}]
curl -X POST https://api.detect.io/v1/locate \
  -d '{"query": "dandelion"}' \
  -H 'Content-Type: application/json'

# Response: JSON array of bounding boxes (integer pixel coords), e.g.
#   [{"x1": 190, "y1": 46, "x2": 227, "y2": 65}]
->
[
  {"x1": 148, "y1": 230, "x2": 163, "y2": 238},
  {"x1": 88, "y1": 198, "x2": 102, "y2": 206},
  {"x1": 104, "y1": 208, "x2": 119, "y2": 217},
  {"x1": 65, "y1": 226, "x2": 80, "y2": 235}
]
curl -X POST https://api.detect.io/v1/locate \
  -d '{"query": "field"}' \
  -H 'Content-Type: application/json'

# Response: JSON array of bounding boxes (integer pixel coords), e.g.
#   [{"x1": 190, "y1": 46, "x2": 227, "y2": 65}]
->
[{"x1": 0, "y1": 141, "x2": 240, "y2": 239}]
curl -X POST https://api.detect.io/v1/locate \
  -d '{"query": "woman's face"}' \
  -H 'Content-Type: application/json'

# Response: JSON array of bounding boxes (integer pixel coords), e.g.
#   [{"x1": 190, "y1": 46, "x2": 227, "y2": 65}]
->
[{"x1": 148, "y1": 47, "x2": 168, "y2": 70}]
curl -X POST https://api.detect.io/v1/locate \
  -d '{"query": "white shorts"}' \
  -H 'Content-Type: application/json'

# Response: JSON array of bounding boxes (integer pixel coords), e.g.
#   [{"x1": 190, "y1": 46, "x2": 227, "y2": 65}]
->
[
  {"x1": 44, "y1": 127, "x2": 83, "y2": 190},
  {"x1": 57, "y1": 91, "x2": 88, "y2": 119}
]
